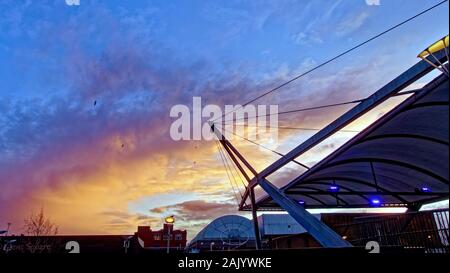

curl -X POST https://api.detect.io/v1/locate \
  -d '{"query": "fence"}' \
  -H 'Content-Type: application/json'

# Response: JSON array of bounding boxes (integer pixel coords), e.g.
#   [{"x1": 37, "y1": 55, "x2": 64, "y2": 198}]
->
[{"x1": 333, "y1": 209, "x2": 449, "y2": 253}]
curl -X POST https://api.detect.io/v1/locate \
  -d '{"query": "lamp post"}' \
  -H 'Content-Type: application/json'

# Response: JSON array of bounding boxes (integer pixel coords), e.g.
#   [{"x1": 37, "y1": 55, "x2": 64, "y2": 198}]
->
[{"x1": 164, "y1": 216, "x2": 175, "y2": 254}]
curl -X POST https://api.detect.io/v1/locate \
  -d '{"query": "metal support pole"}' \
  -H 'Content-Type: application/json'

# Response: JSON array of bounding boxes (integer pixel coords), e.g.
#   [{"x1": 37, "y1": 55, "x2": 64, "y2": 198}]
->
[
  {"x1": 212, "y1": 124, "x2": 350, "y2": 248},
  {"x1": 211, "y1": 123, "x2": 262, "y2": 250},
  {"x1": 249, "y1": 186, "x2": 262, "y2": 250},
  {"x1": 258, "y1": 178, "x2": 352, "y2": 247},
  {"x1": 220, "y1": 141, "x2": 262, "y2": 249},
  {"x1": 166, "y1": 225, "x2": 171, "y2": 254},
  {"x1": 369, "y1": 161, "x2": 379, "y2": 191}
]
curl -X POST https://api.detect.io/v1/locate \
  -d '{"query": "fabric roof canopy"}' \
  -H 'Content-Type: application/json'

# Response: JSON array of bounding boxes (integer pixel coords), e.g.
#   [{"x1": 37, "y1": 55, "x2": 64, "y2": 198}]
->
[{"x1": 255, "y1": 73, "x2": 449, "y2": 210}]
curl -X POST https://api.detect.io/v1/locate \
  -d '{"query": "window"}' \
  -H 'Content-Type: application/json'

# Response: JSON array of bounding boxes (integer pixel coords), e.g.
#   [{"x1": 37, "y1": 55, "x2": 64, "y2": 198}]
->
[
  {"x1": 153, "y1": 234, "x2": 161, "y2": 240},
  {"x1": 175, "y1": 234, "x2": 183, "y2": 240}
]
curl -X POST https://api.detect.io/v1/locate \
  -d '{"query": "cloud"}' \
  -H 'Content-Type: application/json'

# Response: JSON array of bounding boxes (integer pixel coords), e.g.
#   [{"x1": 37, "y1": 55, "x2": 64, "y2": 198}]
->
[
  {"x1": 201, "y1": 1, "x2": 274, "y2": 41},
  {"x1": 148, "y1": 199, "x2": 244, "y2": 239},
  {"x1": 291, "y1": 31, "x2": 324, "y2": 45},
  {"x1": 0, "y1": 0, "x2": 32, "y2": 37},
  {"x1": 150, "y1": 199, "x2": 237, "y2": 220},
  {"x1": 336, "y1": 11, "x2": 371, "y2": 36},
  {"x1": 287, "y1": 1, "x2": 373, "y2": 45},
  {"x1": 0, "y1": 2, "x2": 271, "y2": 235},
  {"x1": 0, "y1": 1, "x2": 414, "y2": 238},
  {"x1": 0, "y1": 26, "x2": 400, "y2": 236}
]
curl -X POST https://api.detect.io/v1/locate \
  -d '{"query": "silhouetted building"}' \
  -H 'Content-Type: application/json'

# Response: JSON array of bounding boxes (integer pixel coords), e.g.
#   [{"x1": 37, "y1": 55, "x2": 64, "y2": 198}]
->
[
  {"x1": 0, "y1": 223, "x2": 187, "y2": 254},
  {"x1": 135, "y1": 223, "x2": 187, "y2": 249},
  {"x1": 259, "y1": 209, "x2": 449, "y2": 252},
  {"x1": 0, "y1": 235, "x2": 139, "y2": 254}
]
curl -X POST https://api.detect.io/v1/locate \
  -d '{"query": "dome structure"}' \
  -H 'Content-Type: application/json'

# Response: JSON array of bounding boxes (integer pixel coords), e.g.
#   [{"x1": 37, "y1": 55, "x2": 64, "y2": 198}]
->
[{"x1": 188, "y1": 215, "x2": 255, "y2": 250}]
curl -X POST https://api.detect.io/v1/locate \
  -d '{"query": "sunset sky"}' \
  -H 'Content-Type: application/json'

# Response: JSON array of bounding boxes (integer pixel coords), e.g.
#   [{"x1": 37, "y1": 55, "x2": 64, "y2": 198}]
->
[{"x1": 0, "y1": 0, "x2": 448, "y2": 239}]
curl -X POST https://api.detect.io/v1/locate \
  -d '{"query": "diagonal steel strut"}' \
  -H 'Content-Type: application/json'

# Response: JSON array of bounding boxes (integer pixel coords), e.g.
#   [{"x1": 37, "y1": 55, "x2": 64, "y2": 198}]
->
[{"x1": 210, "y1": 122, "x2": 351, "y2": 248}]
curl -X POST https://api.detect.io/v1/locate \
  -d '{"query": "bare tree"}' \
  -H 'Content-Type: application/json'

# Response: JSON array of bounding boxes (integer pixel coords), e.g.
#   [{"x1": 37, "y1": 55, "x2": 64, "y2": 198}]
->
[
  {"x1": 23, "y1": 208, "x2": 60, "y2": 253},
  {"x1": 24, "y1": 208, "x2": 58, "y2": 236}
]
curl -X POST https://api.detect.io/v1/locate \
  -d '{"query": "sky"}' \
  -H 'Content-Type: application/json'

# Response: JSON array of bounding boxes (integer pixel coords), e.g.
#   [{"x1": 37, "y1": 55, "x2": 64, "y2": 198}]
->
[{"x1": 0, "y1": 0, "x2": 448, "y2": 239}]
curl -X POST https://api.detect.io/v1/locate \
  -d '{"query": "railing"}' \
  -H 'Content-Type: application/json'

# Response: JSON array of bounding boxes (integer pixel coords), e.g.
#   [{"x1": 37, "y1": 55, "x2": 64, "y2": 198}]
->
[{"x1": 332, "y1": 209, "x2": 449, "y2": 253}]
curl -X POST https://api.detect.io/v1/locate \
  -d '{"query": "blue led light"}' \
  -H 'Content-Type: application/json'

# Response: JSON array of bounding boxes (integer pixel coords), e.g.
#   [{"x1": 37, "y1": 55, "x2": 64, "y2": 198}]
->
[
  {"x1": 329, "y1": 185, "x2": 340, "y2": 192},
  {"x1": 371, "y1": 198, "x2": 381, "y2": 206},
  {"x1": 298, "y1": 200, "x2": 305, "y2": 205},
  {"x1": 421, "y1": 187, "x2": 431, "y2": 192}
]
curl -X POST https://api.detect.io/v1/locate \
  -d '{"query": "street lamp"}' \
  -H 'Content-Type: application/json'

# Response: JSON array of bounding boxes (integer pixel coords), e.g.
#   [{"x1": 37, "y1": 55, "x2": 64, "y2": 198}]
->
[
  {"x1": 165, "y1": 216, "x2": 175, "y2": 254},
  {"x1": 165, "y1": 215, "x2": 175, "y2": 224}
]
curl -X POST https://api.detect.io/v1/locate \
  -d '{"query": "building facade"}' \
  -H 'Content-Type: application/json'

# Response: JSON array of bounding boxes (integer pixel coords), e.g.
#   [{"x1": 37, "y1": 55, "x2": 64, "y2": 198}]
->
[
  {"x1": 1, "y1": 223, "x2": 187, "y2": 254},
  {"x1": 135, "y1": 223, "x2": 187, "y2": 249}
]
